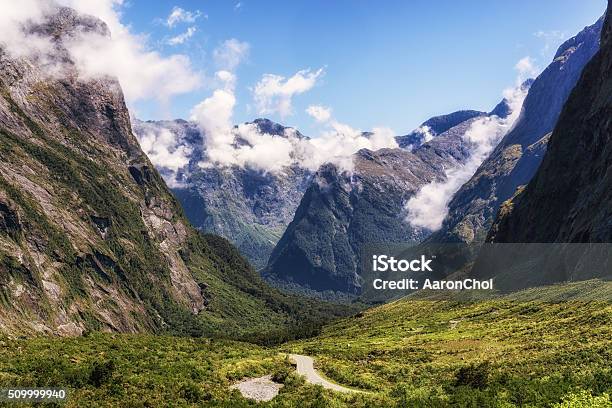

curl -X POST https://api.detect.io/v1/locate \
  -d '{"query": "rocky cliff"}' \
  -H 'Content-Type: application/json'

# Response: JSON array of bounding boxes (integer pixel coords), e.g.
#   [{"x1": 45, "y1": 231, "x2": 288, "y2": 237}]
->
[
  {"x1": 0, "y1": 7, "x2": 342, "y2": 337},
  {"x1": 488, "y1": 5, "x2": 612, "y2": 244},
  {"x1": 395, "y1": 110, "x2": 486, "y2": 149},
  {"x1": 431, "y1": 17, "x2": 602, "y2": 243}
]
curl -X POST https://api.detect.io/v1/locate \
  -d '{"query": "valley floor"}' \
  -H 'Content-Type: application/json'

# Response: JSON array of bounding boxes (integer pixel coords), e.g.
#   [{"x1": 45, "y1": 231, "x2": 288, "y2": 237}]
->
[{"x1": 0, "y1": 280, "x2": 611, "y2": 407}]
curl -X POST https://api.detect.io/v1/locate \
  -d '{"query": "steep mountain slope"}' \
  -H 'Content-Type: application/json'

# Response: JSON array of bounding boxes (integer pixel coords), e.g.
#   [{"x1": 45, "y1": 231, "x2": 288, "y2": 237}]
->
[
  {"x1": 133, "y1": 118, "x2": 312, "y2": 269},
  {"x1": 263, "y1": 119, "x2": 482, "y2": 294},
  {"x1": 263, "y1": 89, "x2": 524, "y2": 296},
  {"x1": 488, "y1": 6, "x2": 612, "y2": 244},
  {"x1": 0, "y1": 7, "x2": 350, "y2": 337},
  {"x1": 431, "y1": 18, "x2": 602, "y2": 243}
]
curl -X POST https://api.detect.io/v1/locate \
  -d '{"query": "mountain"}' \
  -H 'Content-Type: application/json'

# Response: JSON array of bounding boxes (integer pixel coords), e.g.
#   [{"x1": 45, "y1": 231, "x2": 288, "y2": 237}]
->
[
  {"x1": 430, "y1": 17, "x2": 603, "y2": 243},
  {"x1": 132, "y1": 118, "x2": 312, "y2": 269},
  {"x1": 395, "y1": 110, "x2": 486, "y2": 148},
  {"x1": 135, "y1": 107, "x2": 504, "y2": 274},
  {"x1": 263, "y1": 117, "x2": 486, "y2": 295},
  {"x1": 488, "y1": 6, "x2": 612, "y2": 244},
  {"x1": 263, "y1": 85, "x2": 525, "y2": 296},
  {"x1": 0, "y1": 7, "x2": 350, "y2": 337}
]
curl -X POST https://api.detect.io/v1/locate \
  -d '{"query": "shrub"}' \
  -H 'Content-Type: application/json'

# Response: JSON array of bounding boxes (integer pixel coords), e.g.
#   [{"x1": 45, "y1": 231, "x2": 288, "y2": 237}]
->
[
  {"x1": 89, "y1": 360, "x2": 115, "y2": 387},
  {"x1": 272, "y1": 365, "x2": 292, "y2": 384},
  {"x1": 179, "y1": 381, "x2": 203, "y2": 403},
  {"x1": 553, "y1": 390, "x2": 611, "y2": 408},
  {"x1": 455, "y1": 362, "x2": 491, "y2": 389}
]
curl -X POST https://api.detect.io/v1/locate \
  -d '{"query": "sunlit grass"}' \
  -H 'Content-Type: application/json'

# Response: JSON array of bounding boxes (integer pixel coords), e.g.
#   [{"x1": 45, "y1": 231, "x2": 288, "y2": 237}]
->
[{"x1": 0, "y1": 280, "x2": 610, "y2": 407}]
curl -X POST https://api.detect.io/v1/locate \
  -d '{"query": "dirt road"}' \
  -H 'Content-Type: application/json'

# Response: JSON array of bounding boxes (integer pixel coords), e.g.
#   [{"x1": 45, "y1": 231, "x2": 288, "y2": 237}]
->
[{"x1": 288, "y1": 354, "x2": 359, "y2": 393}]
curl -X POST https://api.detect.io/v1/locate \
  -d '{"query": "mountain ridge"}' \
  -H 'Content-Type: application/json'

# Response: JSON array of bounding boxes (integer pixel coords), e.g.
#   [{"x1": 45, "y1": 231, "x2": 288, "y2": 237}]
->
[
  {"x1": 488, "y1": 6, "x2": 612, "y2": 244},
  {"x1": 262, "y1": 114, "x2": 489, "y2": 294},
  {"x1": 429, "y1": 17, "x2": 603, "y2": 243},
  {"x1": 133, "y1": 118, "x2": 313, "y2": 269}
]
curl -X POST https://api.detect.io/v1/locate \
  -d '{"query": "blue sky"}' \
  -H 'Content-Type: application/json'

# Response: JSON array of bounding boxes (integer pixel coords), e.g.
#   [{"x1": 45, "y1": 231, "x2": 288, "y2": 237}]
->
[{"x1": 122, "y1": 0, "x2": 606, "y2": 136}]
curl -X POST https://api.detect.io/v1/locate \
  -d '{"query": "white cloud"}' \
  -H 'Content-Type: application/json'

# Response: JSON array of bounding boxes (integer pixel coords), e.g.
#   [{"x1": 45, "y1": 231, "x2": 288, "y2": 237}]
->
[
  {"x1": 190, "y1": 59, "x2": 394, "y2": 174},
  {"x1": 534, "y1": 30, "x2": 565, "y2": 40},
  {"x1": 165, "y1": 6, "x2": 202, "y2": 28},
  {"x1": 65, "y1": 30, "x2": 202, "y2": 103},
  {"x1": 193, "y1": 78, "x2": 397, "y2": 173},
  {"x1": 191, "y1": 83, "x2": 295, "y2": 173},
  {"x1": 306, "y1": 105, "x2": 332, "y2": 123},
  {"x1": 60, "y1": 0, "x2": 203, "y2": 103},
  {"x1": 534, "y1": 30, "x2": 566, "y2": 56},
  {"x1": 133, "y1": 118, "x2": 197, "y2": 187},
  {"x1": 166, "y1": 26, "x2": 196, "y2": 46},
  {"x1": 234, "y1": 2, "x2": 242, "y2": 11},
  {"x1": 0, "y1": 0, "x2": 202, "y2": 106},
  {"x1": 213, "y1": 39, "x2": 250, "y2": 70},
  {"x1": 215, "y1": 70, "x2": 236, "y2": 88},
  {"x1": 405, "y1": 66, "x2": 529, "y2": 231},
  {"x1": 299, "y1": 105, "x2": 398, "y2": 171},
  {"x1": 416, "y1": 125, "x2": 434, "y2": 143},
  {"x1": 0, "y1": 0, "x2": 56, "y2": 61},
  {"x1": 190, "y1": 71, "x2": 236, "y2": 153},
  {"x1": 253, "y1": 68, "x2": 324, "y2": 117},
  {"x1": 225, "y1": 123, "x2": 295, "y2": 172},
  {"x1": 515, "y1": 56, "x2": 539, "y2": 81},
  {"x1": 139, "y1": 128, "x2": 191, "y2": 172},
  {"x1": 368, "y1": 127, "x2": 398, "y2": 150},
  {"x1": 291, "y1": 123, "x2": 397, "y2": 172},
  {"x1": 190, "y1": 67, "x2": 296, "y2": 173}
]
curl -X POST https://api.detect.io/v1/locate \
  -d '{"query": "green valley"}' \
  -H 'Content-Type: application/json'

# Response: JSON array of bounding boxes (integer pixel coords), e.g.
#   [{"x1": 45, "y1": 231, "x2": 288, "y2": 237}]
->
[
  {"x1": 2, "y1": 2, "x2": 612, "y2": 408},
  {"x1": 1, "y1": 280, "x2": 610, "y2": 407}
]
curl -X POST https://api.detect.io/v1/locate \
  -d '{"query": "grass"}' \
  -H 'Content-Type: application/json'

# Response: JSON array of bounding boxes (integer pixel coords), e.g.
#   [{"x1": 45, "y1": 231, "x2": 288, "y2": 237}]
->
[
  {"x1": 283, "y1": 280, "x2": 612, "y2": 406},
  {"x1": 0, "y1": 281, "x2": 610, "y2": 407},
  {"x1": 0, "y1": 334, "x2": 384, "y2": 407}
]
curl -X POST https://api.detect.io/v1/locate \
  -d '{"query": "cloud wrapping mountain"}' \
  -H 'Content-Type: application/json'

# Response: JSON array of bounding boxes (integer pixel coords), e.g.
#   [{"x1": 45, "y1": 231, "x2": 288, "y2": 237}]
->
[
  {"x1": 429, "y1": 17, "x2": 603, "y2": 243},
  {"x1": 188, "y1": 71, "x2": 398, "y2": 174},
  {"x1": 406, "y1": 80, "x2": 529, "y2": 230},
  {"x1": 0, "y1": 0, "x2": 202, "y2": 105}
]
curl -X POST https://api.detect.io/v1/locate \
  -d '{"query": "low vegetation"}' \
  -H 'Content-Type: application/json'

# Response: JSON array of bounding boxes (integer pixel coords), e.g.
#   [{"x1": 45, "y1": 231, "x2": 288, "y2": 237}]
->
[
  {"x1": 0, "y1": 280, "x2": 610, "y2": 407},
  {"x1": 285, "y1": 280, "x2": 612, "y2": 407}
]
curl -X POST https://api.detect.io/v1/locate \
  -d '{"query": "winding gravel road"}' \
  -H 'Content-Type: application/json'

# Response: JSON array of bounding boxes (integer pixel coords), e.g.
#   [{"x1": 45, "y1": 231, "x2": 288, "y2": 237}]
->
[{"x1": 289, "y1": 354, "x2": 359, "y2": 393}]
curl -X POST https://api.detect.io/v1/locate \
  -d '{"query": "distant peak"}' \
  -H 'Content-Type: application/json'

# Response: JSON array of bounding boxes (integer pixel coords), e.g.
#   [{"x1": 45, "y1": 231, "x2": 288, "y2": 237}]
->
[
  {"x1": 31, "y1": 6, "x2": 110, "y2": 40},
  {"x1": 246, "y1": 118, "x2": 307, "y2": 139}
]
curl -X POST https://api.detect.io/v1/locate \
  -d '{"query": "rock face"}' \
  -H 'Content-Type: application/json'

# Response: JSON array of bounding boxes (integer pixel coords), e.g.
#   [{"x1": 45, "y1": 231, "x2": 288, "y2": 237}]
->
[
  {"x1": 132, "y1": 118, "x2": 312, "y2": 269},
  {"x1": 0, "y1": 7, "x2": 319, "y2": 336},
  {"x1": 263, "y1": 117, "x2": 483, "y2": 294},
  {"x1": 431, "y1": 17, "x2": 603, "y2": 243},
  {"x1": 488, "y1": 5, "x2": 612, "y2": 244}
]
